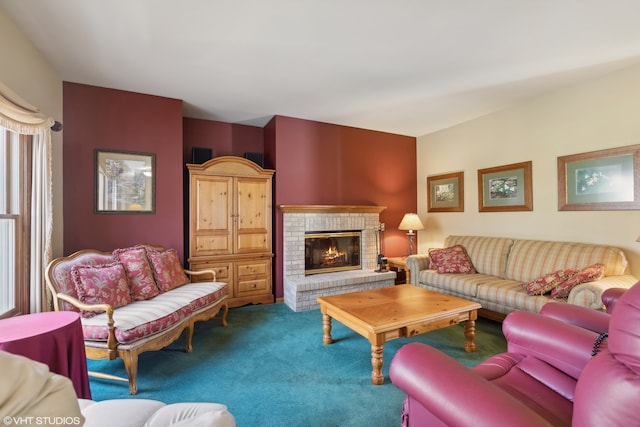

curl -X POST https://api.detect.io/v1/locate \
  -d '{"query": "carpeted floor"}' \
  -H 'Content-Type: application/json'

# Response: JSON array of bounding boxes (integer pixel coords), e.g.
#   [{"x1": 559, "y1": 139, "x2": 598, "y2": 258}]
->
[{"x1": 87, "y1": 302, "x2": 507, "y2": 426}]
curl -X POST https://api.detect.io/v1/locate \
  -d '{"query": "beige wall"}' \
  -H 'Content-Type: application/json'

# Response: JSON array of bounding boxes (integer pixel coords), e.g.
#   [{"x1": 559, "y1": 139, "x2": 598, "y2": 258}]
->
[
  {"x1": 0, "y1": 8, "x2": 64, "y2": 257},
  {"x1": 417, "y1": 62, "x2": 640, "y2": 278}
]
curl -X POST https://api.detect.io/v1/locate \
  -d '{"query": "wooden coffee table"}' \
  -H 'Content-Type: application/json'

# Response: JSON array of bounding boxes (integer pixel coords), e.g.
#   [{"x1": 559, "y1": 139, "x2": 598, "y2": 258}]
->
[{"x1": 317, "y1": 284, "x2": 482, "y2": 385}]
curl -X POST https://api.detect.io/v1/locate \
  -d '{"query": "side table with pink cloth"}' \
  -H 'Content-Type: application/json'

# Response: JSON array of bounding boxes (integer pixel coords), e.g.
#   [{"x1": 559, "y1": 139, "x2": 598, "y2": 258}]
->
[{"x1": 0, "y1": 311, "x2": 91, "y2": 399}]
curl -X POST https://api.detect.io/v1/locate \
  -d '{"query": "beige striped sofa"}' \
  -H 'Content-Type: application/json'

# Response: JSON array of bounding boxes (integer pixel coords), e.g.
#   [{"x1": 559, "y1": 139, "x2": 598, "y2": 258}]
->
[{"x1": 406, "y1": 235, "x2": 637, "y2": 320}]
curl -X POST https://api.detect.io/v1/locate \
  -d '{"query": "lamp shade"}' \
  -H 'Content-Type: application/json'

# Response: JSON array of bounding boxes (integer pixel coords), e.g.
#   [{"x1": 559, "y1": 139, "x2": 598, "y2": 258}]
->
[{"x1": 398, "y1": 213, "x2": 424, "y2": 232}]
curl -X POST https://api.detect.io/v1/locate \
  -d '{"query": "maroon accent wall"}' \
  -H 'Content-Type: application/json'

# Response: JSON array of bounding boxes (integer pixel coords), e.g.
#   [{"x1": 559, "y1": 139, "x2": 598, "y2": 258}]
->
[
  {"x1": 183, "y1": 118, "x2": 264, "y2": 162},
  {"x1": 267, "y1": 115, "x2": 417, "y2": 299},
  {"x1": 61, "y1": 86, "x2": 417, "y2": 302},
  {"x1": 62, "y1": 82, "x2": 186, "y2": 259}
]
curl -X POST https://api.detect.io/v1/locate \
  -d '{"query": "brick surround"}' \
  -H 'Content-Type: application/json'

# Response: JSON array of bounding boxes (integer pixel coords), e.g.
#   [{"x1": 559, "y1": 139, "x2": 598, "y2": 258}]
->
[{"x1": 280, "y1": 205, "x2": 396, "y2": 311}]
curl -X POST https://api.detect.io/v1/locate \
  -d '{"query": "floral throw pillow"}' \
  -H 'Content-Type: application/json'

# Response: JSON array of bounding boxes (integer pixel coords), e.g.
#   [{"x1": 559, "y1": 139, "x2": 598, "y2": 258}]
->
[
  {"x1": 428, "y1": 245, "x2": 476, "y2": 274},
  {"x1": 427, "y1": 252, "x2": 437, "y2": 270},
  {"x1": 146, "y1": 248, "x2": 190, "y2": 292},
  {"x1": 113, "y1": 247, "x2": 160, "y2": 300},
  {"x1": 522, "y1": 268, "x2": 579, "y2": 296},
  {"x1": 552, "y1": 263, "x2": 605, "y2": 299},
  {"x1": 71, "y1": 263, "x2": 132, "y2": 318}
]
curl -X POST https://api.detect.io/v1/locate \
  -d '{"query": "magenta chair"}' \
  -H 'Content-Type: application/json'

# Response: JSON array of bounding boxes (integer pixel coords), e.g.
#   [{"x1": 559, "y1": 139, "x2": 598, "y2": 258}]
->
[{"x1": 389, "y1": 281, "x2": 640, "y2": 427}]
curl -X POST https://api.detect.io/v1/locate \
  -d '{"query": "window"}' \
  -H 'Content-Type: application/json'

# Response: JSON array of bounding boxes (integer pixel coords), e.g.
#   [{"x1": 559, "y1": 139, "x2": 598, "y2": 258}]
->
[{"x1": 0, "y1": 127, "x2": 30, "y2": 317}]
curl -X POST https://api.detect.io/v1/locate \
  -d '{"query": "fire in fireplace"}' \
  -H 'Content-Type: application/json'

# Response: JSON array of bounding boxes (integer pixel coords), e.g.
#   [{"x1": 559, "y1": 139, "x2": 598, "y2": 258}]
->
[{"x1": 305, "y1": 231, "x2": 361, "y2": 275}]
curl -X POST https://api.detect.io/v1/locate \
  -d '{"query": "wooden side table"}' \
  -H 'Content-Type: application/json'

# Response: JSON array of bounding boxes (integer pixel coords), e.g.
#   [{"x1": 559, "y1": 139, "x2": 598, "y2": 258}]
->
[{"x1": 387, "y1": 256, "x2": 410, "y2": 284}]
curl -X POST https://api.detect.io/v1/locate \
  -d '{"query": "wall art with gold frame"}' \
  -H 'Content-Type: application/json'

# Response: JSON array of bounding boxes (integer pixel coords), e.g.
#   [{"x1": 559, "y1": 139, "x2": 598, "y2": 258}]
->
[
  {"x1": 95, "y1": 150, "x2": 155, "y2": 213},
  {"x1": 478, "y1": 161, "x2": 533, "y2": 212},
  {"x1": 558, "y1": 144, "x2": 640, "y2": 211},
  {"x1": 427, "y1": 171, "x2": 464, "y2": 212}
]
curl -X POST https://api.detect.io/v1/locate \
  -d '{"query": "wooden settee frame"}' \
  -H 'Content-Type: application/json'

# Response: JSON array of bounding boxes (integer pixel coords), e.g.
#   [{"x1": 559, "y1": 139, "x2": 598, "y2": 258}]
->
[{"x1": 45, "y1": 246, "x2": 229, "y2": 395}]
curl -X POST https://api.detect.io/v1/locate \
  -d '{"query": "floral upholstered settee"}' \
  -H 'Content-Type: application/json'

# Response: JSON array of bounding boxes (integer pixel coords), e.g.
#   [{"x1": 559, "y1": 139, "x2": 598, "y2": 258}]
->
[
  {"x1": 45, "y1": 244, "x2": 229, "y2": 395},
  {"x1": 406, "y1": 235, "x2": 637, "y2": 320}
]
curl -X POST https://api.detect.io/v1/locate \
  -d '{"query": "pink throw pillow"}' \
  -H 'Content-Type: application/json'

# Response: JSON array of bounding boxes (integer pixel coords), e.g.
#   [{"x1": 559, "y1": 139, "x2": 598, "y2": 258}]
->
[
  {"x1": 113, "y1": 247, "x2": 160, "y2": 300},
  {"x1": 552, "y1": 263, "x2": 605, "y2": 299},
  {"x1": 522, "y1": 269, "x2": 579, "y2": 296},
  {"x1": 71, "y1": 263, "x2": 132, "y2": 318},
  {"x1": 427, "y1": 251, "x2": 437, "y2": 270},
  {"x1": 428, "y1": 245, "x2": 476, "y2": 274},
  {"x1": 146, "y1": 248, "x2": 190, "y2": 292}
]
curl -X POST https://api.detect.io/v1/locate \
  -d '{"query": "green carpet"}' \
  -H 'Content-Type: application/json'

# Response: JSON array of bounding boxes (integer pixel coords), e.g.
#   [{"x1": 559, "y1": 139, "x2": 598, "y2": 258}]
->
[{"x1": 87, "y1": 303, "x2": 507, "y2": 426}]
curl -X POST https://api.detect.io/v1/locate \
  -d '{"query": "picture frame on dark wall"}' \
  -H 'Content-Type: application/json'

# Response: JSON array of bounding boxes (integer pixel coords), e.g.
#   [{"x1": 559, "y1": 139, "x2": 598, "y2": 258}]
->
[
  {"x1": 558, "y1": 144, "x2": 640, "y2": 211},
  {"x1": 95, "y1": 150, "x2": 155, "y2": 213},
  {"x1": 427, "y1": 171, "x2": 464, "y2": 212},
  {"x1": 478, "y1": 161, "x2": 533, "y2": 212}
]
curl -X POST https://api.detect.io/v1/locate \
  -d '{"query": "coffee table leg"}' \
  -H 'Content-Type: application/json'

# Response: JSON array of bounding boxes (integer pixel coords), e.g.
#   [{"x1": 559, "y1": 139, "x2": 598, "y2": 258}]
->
[
  {"x1": 322, "y1": 313, "x2": 333, "y2": 344},
  {"x1": 371, "y1": 344, "x2": 384, "y2": 385},
  {"x1": 464, "y1": 319, "x2": 476, "y2": 352}
]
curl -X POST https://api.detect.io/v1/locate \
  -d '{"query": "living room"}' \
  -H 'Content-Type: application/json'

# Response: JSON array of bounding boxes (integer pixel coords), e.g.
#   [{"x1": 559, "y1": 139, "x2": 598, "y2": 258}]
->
[
  {"x1": 2, "y1": 2, "x2": 640, "y2": 425},
  {"x1": 2, "y1": 4, "x2": 639, "y2": 292}
]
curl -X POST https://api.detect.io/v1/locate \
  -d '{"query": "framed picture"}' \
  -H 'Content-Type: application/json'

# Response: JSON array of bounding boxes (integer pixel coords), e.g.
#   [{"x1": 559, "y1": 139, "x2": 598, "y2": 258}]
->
[
  {"x1": 478, "y1": 161, "x2": 532, "y2": 212},
  {"x1": 95, "y1": 150, "x2": 155, "y2": 213},
  {"x1": 427, "y1": 171, "x2": 464, "y2": 212},
  {"x1": 558, "y1": 144, "x2": 640, "y2": 211}
]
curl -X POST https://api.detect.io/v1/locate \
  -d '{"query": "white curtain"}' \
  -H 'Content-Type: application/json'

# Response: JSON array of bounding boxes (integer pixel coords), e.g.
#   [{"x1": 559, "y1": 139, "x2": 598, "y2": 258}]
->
[{"x1": 0, "y1": 80, "x2": 54, "y2": 312}]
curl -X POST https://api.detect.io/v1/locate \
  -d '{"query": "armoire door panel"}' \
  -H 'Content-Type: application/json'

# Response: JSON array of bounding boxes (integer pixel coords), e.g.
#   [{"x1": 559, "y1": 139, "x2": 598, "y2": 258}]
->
[
  {"x1": 236, "y1": 178, "x2": 270, "y2": 231},
  {"x1": 194, "y1": 178, "x2": 232, "y2": 232},
  {"x1": 194, "y1": 234, "x2": 232, "y2": 255},
  {"x1": 236, "y1": 232, "x2": 269, "y2": 253}
]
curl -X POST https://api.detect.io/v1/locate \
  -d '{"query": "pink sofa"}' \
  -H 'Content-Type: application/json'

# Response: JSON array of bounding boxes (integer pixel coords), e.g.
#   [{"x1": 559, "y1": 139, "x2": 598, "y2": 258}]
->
[{"x1": 389, "y1": 281, "x2": 640, "y2": 426}]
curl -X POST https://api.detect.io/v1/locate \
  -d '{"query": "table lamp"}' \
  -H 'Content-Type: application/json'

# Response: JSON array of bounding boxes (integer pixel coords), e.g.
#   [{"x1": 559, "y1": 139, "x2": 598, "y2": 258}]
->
[{"x1": 398, "y1": 213, "x2": 424, "y2": 255}]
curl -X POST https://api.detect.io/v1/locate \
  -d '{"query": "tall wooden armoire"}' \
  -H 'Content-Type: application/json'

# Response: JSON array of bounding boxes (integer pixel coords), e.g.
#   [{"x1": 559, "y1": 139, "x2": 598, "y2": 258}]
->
[{"x1": 187, "y1": 156, "x2": 274, "y2": 308}]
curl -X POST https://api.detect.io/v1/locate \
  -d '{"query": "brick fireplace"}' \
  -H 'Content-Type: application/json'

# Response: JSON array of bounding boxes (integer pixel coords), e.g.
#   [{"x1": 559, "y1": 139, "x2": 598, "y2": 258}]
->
[{"x1": 280, "y1": 205, "x2": 396, "y2": 311}]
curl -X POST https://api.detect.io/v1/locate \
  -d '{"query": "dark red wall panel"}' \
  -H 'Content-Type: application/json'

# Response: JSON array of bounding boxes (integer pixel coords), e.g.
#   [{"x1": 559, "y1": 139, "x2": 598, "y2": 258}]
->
[
  {"x1": 270, "y1": 115, "x2": 417, "y2": 298},
  {"x1": 62, "y1": 86, "x2": 417, "y2": 302},
  {"x1": 183, "y1": 118, "x2": 264, "y2": 162},
  {"x1": 62, "y1": 82, "x2": 185, "y2": 259}
]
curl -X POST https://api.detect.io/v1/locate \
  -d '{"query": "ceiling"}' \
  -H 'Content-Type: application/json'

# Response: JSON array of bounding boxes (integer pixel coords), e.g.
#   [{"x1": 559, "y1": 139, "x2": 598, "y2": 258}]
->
[{"x1": 3, "y1": 1, "x2": 640, "y2": 137}]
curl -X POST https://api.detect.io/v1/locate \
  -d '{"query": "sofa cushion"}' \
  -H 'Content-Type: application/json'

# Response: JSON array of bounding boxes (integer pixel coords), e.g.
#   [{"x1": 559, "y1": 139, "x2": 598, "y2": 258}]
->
[
  {"x1": 71, "y1": 263, "x2": 132, "y2": 318},
  {"x1": 444, "y1": 236, "x2": 514, "y2": 277},
  {"x1": 80, "y1": 399, "x2": 166, "y2": 427},
  {"x1": 79, "y1": 400, "x2": 235, "y2": 427},
  {"x1": 552, "y1": 264, "x2": 605, "y2": 299},
  {"x1": 522, "y1": 269, "x2": 579, "y2": 296},
  {"x1": 417, "y1": 271, "x2": 494, "y2": 297},
  {"x1": 476, "y1": 280, "x2": 552, "y2": 314},
  {"x1": 81, "y1": 281, "x2": 227, "y2": 343},
  {"x1": 146, "y1": 402, "x2": 235, "y2": 427},
  {"x1": 146, "y1": 248, "x2": 190, "y2": 292},
  {"x1": 113, "y1": 246, "x2": 160, "y2": 301},
  {"x1": 81, "y1": 295, "x2": 192, "y2": 343},
  {"x1": 505, "y1": 240, "x2": 628, "y2": 283},
  {"x1": 429, "y1": 245, "x2": 476, "y2": 274}
]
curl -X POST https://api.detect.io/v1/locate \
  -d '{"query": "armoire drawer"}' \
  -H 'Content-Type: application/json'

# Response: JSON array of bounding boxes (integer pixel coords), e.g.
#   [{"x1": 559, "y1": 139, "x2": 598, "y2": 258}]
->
[
  {"x1": 189, "y1": 261, "x2": 232, "y2": 282},
  {"x1": 237, "y1": 261, "x2": 268, "y2": 278},
  {"x1": 237, "y1": 278, "x2": 269, "y2": 296}
]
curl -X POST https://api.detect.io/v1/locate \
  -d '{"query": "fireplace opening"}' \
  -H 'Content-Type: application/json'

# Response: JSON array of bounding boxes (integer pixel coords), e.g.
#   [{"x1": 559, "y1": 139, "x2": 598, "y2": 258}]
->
[{"x1": 305, "y1": 231, "x2": 361, "y2": 275}]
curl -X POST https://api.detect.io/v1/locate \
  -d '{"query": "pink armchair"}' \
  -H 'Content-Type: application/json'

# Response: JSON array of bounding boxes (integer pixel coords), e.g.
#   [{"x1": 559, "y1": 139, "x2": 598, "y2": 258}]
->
[{"x1": 389, "y1": 281, "x2": 640, "y2": 427}]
